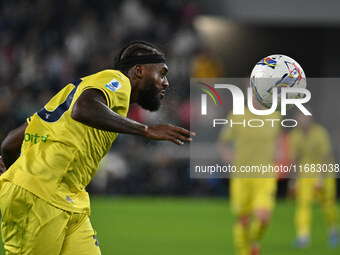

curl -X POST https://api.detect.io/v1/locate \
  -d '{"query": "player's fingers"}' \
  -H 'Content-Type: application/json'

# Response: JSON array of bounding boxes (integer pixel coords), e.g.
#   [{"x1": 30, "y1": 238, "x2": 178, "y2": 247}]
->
[
  {"x1": 168, "y1": 136, "x2": 184, "y2": 146},
  {"x1": 171, "y1": 126, "x2": 196, "y2": 138},
  {"x1": 167, "y1": 130, "x2": 192, "y2": 142},
  {"x1": 163, "y1": 132, "x2": 185, "y2": 145},
  {"x1": 173, "y1": 133, "x2": 192, "y2": 142}
]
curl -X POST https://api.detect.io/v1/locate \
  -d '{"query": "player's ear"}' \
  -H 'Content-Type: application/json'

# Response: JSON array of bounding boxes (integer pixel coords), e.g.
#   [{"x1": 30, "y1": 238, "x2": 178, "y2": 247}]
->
[{"x1": 134, "y1": 64, "x2": 144, "y2": 79}]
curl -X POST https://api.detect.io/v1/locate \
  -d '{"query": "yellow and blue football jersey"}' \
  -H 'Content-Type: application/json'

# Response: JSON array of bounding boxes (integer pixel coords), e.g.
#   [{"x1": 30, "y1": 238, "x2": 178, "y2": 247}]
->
[
  {"x1": 289, "y1": 123, "x2": 331, "y2": 166},
  {"x1": 219, "y1": 109, "x2": 281, "y2": 169},
  {"x1": 1, "y1": 69, "x2": 131, "y2": 215},
  {"x1": 219, "y1": 109, "x2": 281, "y2": 215}
]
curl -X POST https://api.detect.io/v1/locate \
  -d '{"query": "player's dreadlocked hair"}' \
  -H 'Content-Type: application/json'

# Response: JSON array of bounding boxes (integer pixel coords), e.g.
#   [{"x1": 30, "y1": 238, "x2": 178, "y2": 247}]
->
[{"x1": 113, "y1": 40, "x2": 166, "y2": 75}]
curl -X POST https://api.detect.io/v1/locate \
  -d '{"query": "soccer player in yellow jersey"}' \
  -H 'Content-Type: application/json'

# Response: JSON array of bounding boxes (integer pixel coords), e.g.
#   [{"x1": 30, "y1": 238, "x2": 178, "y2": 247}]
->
[
  {"x1": 0, "y1": 41, "x2": 195, "y2": 255},
  {"x1": 219, "y1": 99, "x2": 280, "y2": 255},
  {"x1": 289, "y1": 110, "x2": 338, "y2": 248}
]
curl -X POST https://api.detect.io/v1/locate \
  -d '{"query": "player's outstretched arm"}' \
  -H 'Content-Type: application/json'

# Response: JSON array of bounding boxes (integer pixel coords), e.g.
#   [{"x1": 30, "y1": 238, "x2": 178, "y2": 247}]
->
[
  {"x1": 1, "y1": 122, "x2": 28, "y2": 170},
  {"x1": 71, "y1": 89, "x2": 195, "y2": 145},
  {"x1": 144, "y1": 124, "x2": 194, "y2": 145}
]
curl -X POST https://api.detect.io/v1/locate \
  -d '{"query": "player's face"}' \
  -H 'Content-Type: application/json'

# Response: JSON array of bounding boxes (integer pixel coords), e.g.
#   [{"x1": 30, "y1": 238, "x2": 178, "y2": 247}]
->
[{"x1": 138, "y1": 63, "x2": 169, "y2": 111}]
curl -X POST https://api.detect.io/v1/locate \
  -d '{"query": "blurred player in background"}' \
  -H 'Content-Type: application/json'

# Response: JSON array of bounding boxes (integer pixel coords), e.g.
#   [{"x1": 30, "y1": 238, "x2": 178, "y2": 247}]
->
[
  {"x1": 0, "y1": 41, "x2": 195, "y2": 254},
  {"x1": 218, "y1": 96, "x2": 281, "y2": 255},
  {"x1": 191, "y1": 46, "x2": 225, "y2": 78},
  {"x1": 289, "y1": 110, "x2": 339, "y2": 248}
]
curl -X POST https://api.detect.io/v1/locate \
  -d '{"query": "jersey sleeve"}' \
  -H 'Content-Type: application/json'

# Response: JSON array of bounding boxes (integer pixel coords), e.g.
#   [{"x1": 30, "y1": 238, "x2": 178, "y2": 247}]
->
[
  {"x1": 78, "y1": 71, "x2": 131, "y2": 116},
  {"x1": 218, "y1": 112, "x2": 235, "y2": 142}
]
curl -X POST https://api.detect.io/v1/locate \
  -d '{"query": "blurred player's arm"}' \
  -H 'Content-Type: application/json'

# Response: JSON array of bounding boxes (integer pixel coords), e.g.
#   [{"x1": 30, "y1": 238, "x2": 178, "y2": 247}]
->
[
  {"x1": 287, "y1": 130, "x2": 301, "y2": 198},
  {"x1": 315, "y1": 129, "x2": 335, "y2": 187},
  {"x1": 218, "y1": 140, "x2": 234, "y2": 164},
  {"x1": 71, "y1": 89, "x2": 195, "y2": 146},
  {"x1": 1, "y1": 122, "x2": 28, "y2": 170},
  {"x1": 217, "y1": 126, "x2": 234, "y2": 164}
]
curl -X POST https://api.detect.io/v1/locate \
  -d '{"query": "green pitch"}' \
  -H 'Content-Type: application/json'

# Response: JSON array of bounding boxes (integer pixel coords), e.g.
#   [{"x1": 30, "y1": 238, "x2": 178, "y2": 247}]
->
[{"x1": 0, "y1": 197, "x2": 339, "y2": 254}]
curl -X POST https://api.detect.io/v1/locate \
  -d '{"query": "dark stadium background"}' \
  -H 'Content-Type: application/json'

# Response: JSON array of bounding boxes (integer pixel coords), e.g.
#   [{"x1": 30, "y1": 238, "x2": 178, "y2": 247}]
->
[{"x1": 0, "y1": 0, "x2": 339, "y2": 254}]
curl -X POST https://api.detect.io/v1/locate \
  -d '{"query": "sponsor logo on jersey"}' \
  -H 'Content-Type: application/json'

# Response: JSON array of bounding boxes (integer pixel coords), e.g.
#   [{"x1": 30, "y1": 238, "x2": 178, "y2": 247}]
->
[
  {"x1": 105, "y1": 79, "x2": 122, "y2": 92},
  {"x1": 24, "y1": 133, "x2": 49, "y2": 144}
]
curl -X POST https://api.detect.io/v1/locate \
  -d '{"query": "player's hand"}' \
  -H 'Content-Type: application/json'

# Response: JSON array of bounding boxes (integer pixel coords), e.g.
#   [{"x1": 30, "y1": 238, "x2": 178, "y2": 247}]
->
[
  {"x1": 0, "y1": 156, "x2": 6, "y2": 175},
  {"x1": 144, "y1": 124, "x2": 195, "y2": 145}
]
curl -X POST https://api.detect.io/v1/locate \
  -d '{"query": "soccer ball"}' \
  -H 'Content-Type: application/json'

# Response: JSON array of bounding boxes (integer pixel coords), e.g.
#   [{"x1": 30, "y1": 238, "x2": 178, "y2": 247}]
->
[{"x1": 250, "y1": 54, "x2": 306, "y2": 109}]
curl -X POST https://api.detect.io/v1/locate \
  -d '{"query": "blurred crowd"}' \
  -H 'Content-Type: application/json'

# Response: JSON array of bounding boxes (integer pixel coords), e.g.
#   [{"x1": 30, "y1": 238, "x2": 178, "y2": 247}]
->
[{"x1": 0, "y1": 0, "x2": 227, "y2": 195}]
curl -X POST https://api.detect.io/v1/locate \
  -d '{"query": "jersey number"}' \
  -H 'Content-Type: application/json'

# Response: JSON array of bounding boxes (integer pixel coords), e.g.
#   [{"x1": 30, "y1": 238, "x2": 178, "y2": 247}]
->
[{"x1": 37, "y1": 79, "x2": 82, "y2": 123}]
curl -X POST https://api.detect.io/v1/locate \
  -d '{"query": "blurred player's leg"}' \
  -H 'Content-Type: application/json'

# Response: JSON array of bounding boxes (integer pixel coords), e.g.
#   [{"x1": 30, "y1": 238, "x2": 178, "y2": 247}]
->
[
  {"x1": 320, "y1": 178, "x2": 339, "y2": 248},
  {"x1": 60, "y1": 214, "x2": 101, "y2": 255},
  {"x1": 0, "y1": 182, "x2": 67, "y2": 254},
  {"x1": 294, "y1": 178, "x2": 314, "y2": 247},
  {"x1": 249, "y1": 210, "x2": 269, "y2": 254},
  {"x1": 231, "y1": 179, "x2": 252, "y2": 255},
  {"x1": 234, "y1": 216, "x2": 251, "y2": 255},
  {"x1": 250, "y1": 178, "x2": 277, "y2": 255}
]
